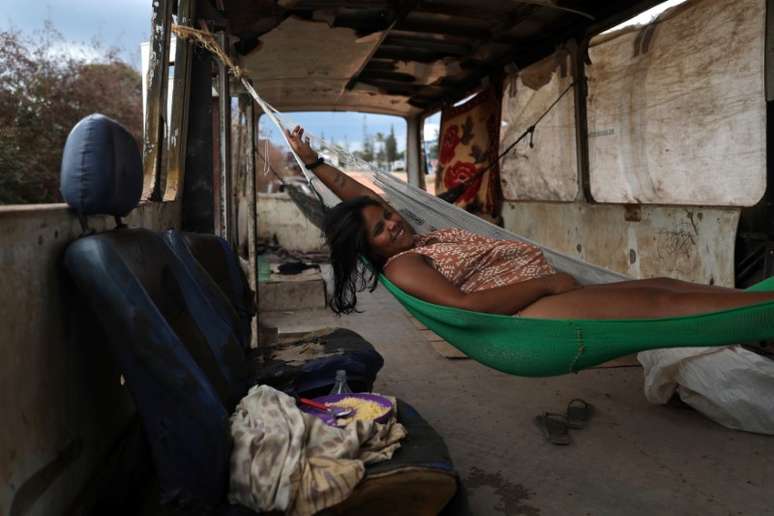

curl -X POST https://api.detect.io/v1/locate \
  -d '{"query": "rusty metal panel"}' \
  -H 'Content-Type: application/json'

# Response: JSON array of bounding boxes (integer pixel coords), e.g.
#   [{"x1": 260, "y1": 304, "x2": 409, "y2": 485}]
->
[
  {"x1": 501, "y1": 201, "x2": 740, "y2": 286},
  {"x1": 242, "y1": 98, "x2": 260, "y2": 349},
  {"x1": 586, "y1": 0, "x2": 766, "y2": 206},
  {"x1": 216, "y1": 32, "x2": 235, "y2": 244},
  {"x1": 163, "y1": 0, "x2": 196, "y2": 201},
  {"x1": 499, "y1": 50, "x2": 579, "y2": 201},
  {"x1": 142, "y1": 0, "x2": 173, "y2": 201}
]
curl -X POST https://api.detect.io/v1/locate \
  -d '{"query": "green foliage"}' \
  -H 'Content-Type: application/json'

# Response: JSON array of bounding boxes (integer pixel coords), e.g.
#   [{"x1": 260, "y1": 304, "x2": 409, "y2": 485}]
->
[{"x1": 0, "y1": 27, "x2": 142, "y2": 204}]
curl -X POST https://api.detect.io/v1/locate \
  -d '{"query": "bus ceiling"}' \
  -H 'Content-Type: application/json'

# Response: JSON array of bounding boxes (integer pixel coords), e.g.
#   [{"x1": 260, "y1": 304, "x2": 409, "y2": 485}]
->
[{"x1": 201, "y1": 0, "x2": 667, "y2": 116}]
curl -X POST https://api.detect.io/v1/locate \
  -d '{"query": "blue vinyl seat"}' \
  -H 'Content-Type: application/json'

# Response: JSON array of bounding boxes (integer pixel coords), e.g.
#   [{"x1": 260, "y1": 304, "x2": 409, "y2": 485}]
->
[{"x1": 61, "y1": 114, "x2": 235, "y2": 511}]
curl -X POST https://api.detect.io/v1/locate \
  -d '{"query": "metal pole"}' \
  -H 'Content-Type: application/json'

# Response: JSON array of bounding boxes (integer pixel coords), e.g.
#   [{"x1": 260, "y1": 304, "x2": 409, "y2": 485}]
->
[
  {"x1": 216, "y1": 32, "x2": 233, "y2": 243},
  {"x1": 406, "y1": 114, "x2": 425, "y2": 190},
  {"x1": 244, "y1": 96, "x2": 259, "y2": 349},
  {"x1": 142, "y1": 0, "x2": 173, "y2": 201},
  {"x1": 164, "y1": 0, "x2": 196, "y2": 201}
]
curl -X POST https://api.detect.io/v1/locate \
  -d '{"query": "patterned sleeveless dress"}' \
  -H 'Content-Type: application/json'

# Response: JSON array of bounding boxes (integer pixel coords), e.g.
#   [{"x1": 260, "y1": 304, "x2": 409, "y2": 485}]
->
[{"x1": 384, "y1": 228, "x2": 555, "y2": 293}]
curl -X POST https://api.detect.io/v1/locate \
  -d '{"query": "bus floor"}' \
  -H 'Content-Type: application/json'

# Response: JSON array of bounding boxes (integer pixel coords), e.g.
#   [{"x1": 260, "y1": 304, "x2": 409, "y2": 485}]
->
[{"x1": 261, "y1": 285, "x2": 773, "y2": 516}]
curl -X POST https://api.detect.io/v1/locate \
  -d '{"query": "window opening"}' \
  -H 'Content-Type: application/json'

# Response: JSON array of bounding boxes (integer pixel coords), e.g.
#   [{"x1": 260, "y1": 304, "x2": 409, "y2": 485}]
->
[{"x1": 256, "y1": 111, "x2": 407, "y2": 194}]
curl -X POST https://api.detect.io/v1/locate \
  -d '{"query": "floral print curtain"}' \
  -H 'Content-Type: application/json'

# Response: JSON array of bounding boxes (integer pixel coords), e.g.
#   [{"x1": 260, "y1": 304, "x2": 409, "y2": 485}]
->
[{"x1": 434, "y1": 84, "x2": 503, "y2": 223}]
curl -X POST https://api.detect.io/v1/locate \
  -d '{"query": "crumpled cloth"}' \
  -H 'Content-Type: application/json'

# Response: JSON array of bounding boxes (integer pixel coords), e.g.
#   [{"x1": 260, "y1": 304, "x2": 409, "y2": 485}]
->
[
  {"x1": 638, "y1": 346, "x2": 774, "y2": 435},
  {"x1": 228, "y1": 385, "x2": 407, "y2": 515}
]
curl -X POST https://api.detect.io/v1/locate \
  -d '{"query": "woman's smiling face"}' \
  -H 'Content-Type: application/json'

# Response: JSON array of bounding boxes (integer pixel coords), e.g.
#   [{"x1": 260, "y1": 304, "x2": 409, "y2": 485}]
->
[{"x1": 361, "y1": 204, "x2": 415, "y2": 259}]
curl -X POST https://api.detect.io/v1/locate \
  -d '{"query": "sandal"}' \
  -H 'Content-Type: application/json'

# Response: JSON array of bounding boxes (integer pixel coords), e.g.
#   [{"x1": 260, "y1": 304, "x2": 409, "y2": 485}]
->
[
  {"x1": 535, "y1": 412, "x2": 571, "y2": 445},
  {"x1": 566, "y1": 399, "x2": 593, "y2": 429}
]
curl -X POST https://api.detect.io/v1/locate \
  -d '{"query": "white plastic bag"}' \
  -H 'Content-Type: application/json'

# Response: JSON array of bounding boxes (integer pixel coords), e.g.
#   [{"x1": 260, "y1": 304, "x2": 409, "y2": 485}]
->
[{"x1": 638, "y1": 346, "x2": 774, "y2": 435}]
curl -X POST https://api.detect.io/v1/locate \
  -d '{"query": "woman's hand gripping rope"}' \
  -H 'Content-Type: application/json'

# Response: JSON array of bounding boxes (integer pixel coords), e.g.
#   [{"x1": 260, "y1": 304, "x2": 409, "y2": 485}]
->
[{"x1": 286, "y1": 126, "x2": 319, "y2": 167}]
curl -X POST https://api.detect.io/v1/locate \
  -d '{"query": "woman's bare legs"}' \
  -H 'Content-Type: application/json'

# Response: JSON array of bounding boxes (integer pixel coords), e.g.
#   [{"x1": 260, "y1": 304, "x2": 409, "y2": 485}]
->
[{"x1": 518, "y1": 280, "x2": 774, "y2": 319}]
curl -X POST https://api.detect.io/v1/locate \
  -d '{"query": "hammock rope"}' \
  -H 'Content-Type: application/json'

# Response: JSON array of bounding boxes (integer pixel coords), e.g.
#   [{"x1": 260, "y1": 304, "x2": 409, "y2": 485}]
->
[{"x1": 178, "y1": 25, "x2": 774, "y2": 377}]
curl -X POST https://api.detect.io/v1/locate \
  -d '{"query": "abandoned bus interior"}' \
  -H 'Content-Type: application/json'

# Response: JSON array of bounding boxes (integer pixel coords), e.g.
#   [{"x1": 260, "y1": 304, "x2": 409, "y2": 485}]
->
[{"x1": 2, "y1": 0, "x2": 773, "y2": 514}]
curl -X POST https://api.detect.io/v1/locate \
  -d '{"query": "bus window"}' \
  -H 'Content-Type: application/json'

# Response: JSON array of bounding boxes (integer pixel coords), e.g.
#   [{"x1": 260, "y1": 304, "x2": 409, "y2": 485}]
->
[
  {"x1": 256, "y1": 111, "x2": 407, "y2": 193},
  {"x1": 499, "y1": 50, "x2": 578, "y2": 202},
  {"x1": 586, "y1": 0, "x2": 765, "y2": 206}
]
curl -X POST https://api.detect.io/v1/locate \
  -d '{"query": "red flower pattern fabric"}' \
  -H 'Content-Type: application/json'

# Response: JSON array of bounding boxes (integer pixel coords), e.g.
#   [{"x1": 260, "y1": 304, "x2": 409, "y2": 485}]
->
[
  {"x1": 385, "y1": 228, "x2": 555, "y2": 294},
  {"x1": 444, "y1": 161, "x2": 481, "y2": 203},
  {"x1": 439, "y1": 126, "x2": 460, "y2": 164},
  {"x1": 434, "y1": 85, "x2": 503, "y2": 222}
]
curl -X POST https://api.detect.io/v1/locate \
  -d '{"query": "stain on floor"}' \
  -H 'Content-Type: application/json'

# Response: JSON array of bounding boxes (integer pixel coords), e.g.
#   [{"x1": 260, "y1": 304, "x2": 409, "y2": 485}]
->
[{"x1": 465, "y1": 467, "x2": 540, "y2": 516}]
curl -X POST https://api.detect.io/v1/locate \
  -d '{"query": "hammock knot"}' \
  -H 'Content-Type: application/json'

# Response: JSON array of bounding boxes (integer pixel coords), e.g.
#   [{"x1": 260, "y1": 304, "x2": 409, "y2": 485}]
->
[{"x1": 569, "y1": 326, "x2": 586, "y2": 373}]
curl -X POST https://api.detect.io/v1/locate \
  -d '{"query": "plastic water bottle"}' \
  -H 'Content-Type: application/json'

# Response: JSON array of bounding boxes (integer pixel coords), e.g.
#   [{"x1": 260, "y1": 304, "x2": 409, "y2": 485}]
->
[{"x1": 329, "y1": 369, "x2": 353, "y2": 395}]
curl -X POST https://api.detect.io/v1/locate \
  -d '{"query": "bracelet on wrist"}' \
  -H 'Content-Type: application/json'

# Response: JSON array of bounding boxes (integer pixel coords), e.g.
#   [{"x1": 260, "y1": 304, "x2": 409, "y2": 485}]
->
[{"x1": 305, "y1": 157, "x2": 325, "y2": 170}]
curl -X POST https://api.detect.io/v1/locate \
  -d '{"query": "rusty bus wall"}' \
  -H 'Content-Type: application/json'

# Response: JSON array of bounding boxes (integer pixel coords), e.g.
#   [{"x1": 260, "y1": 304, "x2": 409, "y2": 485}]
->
[
  {"x1": 142, "y1": 0, "x2": 174, "y2": 200},
  {"x1": 497, "y1": 0, "x2": 764, "y2": 285},
  {"x1": 586, "y1": 0, "x2": 765, "y2": 207},
  {"x1": 500, "y1": 49, "x2": 578, "y2": 202},
  {"x1": 236, "y1": 95, "x2": 261, "y2": 348},
  {"x1": 502, "y1": 202, "x2": 739, "y2": 286},
  {"x1": 164, "y1": 0, "x2": 197, "y2": 201}
]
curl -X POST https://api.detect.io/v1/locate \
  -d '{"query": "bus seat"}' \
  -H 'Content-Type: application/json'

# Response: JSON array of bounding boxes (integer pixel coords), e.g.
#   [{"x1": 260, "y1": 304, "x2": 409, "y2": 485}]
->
[
  {"x1": 165, "y1": 230, "x2": 254, "y2": 349},
  {"x1": 61, "y1": 114, "x2": 236, "y2": 510},
  {"x1": 186, "y1": 232, "x2": 255, "y2": 344},
  {"x1": 165, "y1": 230, "x2": 385, "y2": 396}
]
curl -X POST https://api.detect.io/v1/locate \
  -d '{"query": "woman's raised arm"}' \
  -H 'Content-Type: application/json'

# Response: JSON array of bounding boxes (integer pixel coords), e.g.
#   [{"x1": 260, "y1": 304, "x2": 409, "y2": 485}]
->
[
  {"x1": 386, "y1": 253, "x2": 580, "y2": 315},
  {"x1": 285, "y1": 125, "x2": 382, "y2": 203}
]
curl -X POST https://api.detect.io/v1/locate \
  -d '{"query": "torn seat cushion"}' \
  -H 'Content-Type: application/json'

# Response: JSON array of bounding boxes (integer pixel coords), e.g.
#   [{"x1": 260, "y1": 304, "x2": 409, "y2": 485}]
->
[{"x1": 249, "y1": 328, "x2": 385, "y2": 397}]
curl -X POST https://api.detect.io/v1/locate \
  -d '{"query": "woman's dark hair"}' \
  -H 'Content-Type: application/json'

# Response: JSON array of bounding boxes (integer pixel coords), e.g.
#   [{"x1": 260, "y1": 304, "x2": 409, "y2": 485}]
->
[{"x1": 323, "y1": 196, "x2": 384, "y2": 315}]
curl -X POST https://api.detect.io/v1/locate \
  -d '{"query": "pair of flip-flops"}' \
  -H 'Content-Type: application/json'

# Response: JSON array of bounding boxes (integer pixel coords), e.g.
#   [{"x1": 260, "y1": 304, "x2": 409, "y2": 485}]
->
[{"x1": 535, "y1": 399, "x2": 593, "y2": 445}]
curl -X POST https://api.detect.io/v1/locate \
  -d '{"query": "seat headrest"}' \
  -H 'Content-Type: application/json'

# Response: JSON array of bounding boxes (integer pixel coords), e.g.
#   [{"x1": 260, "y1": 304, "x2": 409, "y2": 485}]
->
[{"x1": 60, "y1": 114, "x2": 143, "y2": 217}]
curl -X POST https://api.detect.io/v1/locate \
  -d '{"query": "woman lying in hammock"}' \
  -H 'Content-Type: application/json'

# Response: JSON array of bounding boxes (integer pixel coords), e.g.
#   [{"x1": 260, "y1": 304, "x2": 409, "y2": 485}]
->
[{"x1": 287, "y1": 126, "x2": 774, "y2": 318}]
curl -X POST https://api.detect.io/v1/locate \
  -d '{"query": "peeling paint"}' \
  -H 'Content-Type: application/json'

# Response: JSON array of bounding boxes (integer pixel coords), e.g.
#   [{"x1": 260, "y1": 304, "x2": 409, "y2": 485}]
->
[{"x1": 239, "y1": 17, "x2": 418, "y2": 115}]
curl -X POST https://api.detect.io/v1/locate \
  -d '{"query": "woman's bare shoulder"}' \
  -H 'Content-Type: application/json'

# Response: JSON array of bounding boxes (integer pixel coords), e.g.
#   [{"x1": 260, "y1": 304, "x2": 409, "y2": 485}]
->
[{"x1": 384, "y1": 252, "x2": 429, "y2": 280}]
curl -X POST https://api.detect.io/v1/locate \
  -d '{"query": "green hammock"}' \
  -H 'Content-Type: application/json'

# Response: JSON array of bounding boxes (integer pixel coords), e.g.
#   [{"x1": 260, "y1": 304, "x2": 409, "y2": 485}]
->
[
  {"x1": 246, "y1": 93, "x2": 774, "y2": 378},
  {"x1": 380, "y1": 275, "x2": 774, "y2": 377}
]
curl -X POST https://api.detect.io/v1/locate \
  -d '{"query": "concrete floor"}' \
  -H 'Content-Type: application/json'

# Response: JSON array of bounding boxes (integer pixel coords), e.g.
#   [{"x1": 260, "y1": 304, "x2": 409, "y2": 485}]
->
[{"x1": 261, "y1": 286, "x2": 773, "y2": 516}]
